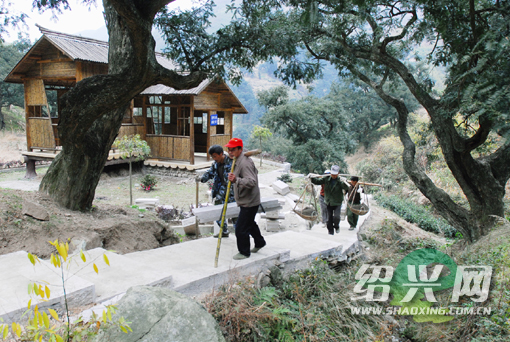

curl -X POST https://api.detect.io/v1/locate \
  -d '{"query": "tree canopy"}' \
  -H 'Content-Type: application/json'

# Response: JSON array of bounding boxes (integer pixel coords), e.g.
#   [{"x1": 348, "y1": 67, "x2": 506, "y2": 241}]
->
[
  {"x1": 164, "y1": 0, "x2": 510, "y2": 241},
  {"x1": 0, "y1": 39, "x2": 31, "y2": 129}
]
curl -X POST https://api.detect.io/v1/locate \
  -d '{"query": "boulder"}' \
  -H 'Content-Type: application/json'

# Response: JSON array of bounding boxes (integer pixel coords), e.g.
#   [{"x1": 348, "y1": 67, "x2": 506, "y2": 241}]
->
[
  {"x1": 96, "y1": 286, "x2": 225, "y2": 342},
  {"x1": 22, "y1": 200, "x2": 49, "y2": 221}
]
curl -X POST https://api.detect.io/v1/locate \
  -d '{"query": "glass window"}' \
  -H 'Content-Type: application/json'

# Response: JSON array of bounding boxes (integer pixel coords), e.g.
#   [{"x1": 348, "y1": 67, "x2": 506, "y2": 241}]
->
[
  {"x1": 202, "y1": 113, "x2": 207, "y2": 134},
  {"x1": 133, "y1": 107, "x2": 142, "y2": 116},
  {"x1": 164, "y1": 107, "x2": 171, "y2": 123}
]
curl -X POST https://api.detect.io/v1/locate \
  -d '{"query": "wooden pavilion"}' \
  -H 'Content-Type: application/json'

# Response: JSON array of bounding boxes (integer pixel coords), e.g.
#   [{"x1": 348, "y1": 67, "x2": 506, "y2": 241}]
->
[{"x1": 4, "y1": 26, "x2": 247, "y2": 169}]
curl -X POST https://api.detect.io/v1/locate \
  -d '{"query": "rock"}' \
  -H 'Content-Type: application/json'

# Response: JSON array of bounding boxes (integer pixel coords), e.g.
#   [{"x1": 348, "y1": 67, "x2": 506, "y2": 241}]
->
[
  {"x1": 71, "y1": 232, "x2": 103, "y2": 252},
  {"x1": 257, "y1": 272, "x2": 271, "y2": 289},
  {"x1": 22, "y1": 200, "x2": 49, "y2": 221},
  {"x1": 268, "y1": 266, "x2": 283, "y2": 287},
  {"x1": 96, "y1": 286, "x2": 226, "y2": 342}
]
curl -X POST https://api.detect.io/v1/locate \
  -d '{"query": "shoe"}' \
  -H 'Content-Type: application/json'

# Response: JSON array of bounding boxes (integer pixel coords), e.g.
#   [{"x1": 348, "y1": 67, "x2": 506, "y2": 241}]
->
[
  {"x1": 233, "y1": 253, "x2": 249, "y2": 260},
  {"x1": 213, "y1": 229, "x2": 229, "y2": 238},
  {"x1": 251, "y1": 244, "x2": 266, "y2": 253},
  {"x1": 328, "y1": 232, "x2": 334, "y2": 235},
  {"x1": 349, "y1": 226, "x2": 356, "y2": 231},
  {"x1": 335, "y1": 228, "x2": 340, "y2": 233}
]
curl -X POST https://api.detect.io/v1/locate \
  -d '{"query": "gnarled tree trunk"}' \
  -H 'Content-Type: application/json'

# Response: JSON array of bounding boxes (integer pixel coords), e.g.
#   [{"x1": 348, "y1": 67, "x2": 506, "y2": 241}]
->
[
  {"x1": 351, "y1": 52, "x2": 510, "y2": 242},
  {"x1": 39, "y1": 0, "x2": 206, "y2": 210}
]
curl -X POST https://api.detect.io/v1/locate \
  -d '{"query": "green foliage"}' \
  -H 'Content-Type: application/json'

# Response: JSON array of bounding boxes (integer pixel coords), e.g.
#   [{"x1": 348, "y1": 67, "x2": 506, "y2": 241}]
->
[
  {"x1": 112, "y1": 134, "x2": 151, "y2": 161},
  {"x1": 375, "y1": 193, "x2": 457, "y2": 238},
  {"x1": 1, "y1": 39, "x2": 31, "y2": 129},
  {"x1": 113, "y1": 134, "x2": 151, "y2": 204},
  {"x1": 356, "y1": 135, "x2": 408, "y2": 189},
  {"x1": 259, "y1": 85, "x2": 356, "y2": 173},
  {"x1": 204, "y1": 261, "x2": 385, "y2": 341},
  {"x1": 277, "y1": 173, "x2": 293, "y2": 183},
  {"x1": 140, "y1": 174, "x2": 158, "y2": 191}
]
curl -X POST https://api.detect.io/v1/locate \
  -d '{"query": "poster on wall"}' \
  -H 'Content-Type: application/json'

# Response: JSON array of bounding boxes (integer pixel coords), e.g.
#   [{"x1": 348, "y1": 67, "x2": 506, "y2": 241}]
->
[{"x1": 210, "y1": 114, "x2": 218, "y2": 126}]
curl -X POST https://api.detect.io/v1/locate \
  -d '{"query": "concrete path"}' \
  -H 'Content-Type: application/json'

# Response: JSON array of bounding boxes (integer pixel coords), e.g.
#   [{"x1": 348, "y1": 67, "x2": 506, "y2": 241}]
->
[{"x1": 0, "y1": 166, "x2": 369, "y2": 323}]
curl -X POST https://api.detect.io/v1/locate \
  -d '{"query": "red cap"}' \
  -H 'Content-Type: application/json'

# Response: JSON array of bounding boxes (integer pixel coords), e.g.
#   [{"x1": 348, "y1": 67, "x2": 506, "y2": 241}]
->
[{"x1": 225, "y1": 138, "x2": 243, "y2": 148}]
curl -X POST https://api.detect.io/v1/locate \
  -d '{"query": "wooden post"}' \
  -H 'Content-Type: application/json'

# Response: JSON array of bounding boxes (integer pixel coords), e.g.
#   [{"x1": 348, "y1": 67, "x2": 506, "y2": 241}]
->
[
  {"x1": 24, "y1": 157, "x2": 37, "y2": 179},
  {"x1": 195, "y1": 178, "x2": 200, "y2": 237},
  {"x1": 206, "y1": 110, "x2": 211, "y2": 162},
  {"x1": 190, "y1": 96, "x2": 195, "y2": 165}
]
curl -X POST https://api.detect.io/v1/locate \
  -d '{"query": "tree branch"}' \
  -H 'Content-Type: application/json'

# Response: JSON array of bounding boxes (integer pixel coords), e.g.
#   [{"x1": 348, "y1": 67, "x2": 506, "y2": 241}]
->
[{"x1": 380, "y1": 9, "x2": 417, "y2": 51}]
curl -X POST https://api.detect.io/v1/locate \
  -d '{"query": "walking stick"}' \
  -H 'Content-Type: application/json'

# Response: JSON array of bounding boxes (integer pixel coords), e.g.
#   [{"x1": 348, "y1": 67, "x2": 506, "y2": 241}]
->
[{"x1": 214, "y1": 157, "x2": 236, "y2": 268}]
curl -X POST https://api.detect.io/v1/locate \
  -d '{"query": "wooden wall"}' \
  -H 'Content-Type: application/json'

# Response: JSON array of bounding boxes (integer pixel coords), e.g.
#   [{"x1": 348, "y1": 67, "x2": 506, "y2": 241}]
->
[
  {"x1": 210, "y1": 135, "x2": 230, "y2": 148},
  {"x1": 194, "y1": 93, "x2": 220, "y2": 110},
  {"x1": 146, "y1": 135, "x2": 191, "y2": 161},
  {"x1": 118, "y1": 124, "x2": 145, "y2": 140},
  {"x1": 28, "y1": 118, "x2": 55, "y2": 149},
  {"x1": 40, "y1": 61, "x2": 75, "y2": 78},
  {"x1": 25, "y1": 79, "x2": 48, "y2": 106}
]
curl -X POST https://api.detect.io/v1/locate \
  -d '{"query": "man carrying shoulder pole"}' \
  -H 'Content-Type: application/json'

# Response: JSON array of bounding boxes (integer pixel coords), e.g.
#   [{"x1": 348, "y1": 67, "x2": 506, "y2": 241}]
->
[
  {"x1": 226, "y1": 138, "x2": 266, "y2": 260},
  {"x1": 310, "y1": 165, "x2": 350, "y2": 235}
]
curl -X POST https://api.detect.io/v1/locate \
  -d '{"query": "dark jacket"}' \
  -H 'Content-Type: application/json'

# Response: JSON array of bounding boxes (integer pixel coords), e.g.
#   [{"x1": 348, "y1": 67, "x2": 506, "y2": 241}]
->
[
  {"x1": 311, "y1": 176, "x2": 349, "y2": 206},
  {"x1": 232, "y1": 152, "x2": 260, "y2": 207},
  {"x1": 347, "y1": 184, "x2": 362, "y2": 204},
  {"x1": 200, "y1": 154, "x2": 235, "y2": 203}
]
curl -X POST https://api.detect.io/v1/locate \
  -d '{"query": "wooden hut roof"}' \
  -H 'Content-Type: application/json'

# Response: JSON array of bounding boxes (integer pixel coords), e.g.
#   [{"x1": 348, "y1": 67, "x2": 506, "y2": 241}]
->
[
  {"x1": 4, "y1": 26, "x2": 247, "y2": 113},
  {"x1": 141, "y1": 79, "x2": 248, "y2": 114}
]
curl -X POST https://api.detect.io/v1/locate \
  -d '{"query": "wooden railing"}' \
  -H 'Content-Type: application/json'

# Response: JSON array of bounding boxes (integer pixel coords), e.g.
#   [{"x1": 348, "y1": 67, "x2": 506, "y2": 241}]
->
[{"x1": 145, "y1": 134, "x2": 191, "y2": 161}]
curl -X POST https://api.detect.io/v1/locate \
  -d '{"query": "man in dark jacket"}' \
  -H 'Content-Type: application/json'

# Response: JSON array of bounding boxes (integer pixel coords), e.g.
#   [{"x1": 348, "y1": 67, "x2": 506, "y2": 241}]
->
[
  {"x1": 346, "y1": 176, "x2": 363, "y2": 230},
  {"x1": 199, "y1": 144, "x2": 234, "y2": 237},
  {"x1": 226, "y1": 138, "x2": 266, "y2": 260},
  {"x1": 311, "y1": 165, "x2": 350, "y2": 235}
]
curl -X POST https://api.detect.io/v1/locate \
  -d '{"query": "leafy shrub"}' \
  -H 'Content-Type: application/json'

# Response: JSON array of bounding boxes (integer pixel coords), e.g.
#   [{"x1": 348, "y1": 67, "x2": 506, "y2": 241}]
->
[
  {"x1": 140, "y1": 174, "x2": 158, "y2": 191},
  {"x1": 277, "y1": 173, "x2": 293, "y2": 183},
  {"x1": 204, "y1": 261, "x2": 385, "y2": 341},
  {"x1": 375, "y1": 193, "x2": 457, "y2": 238}
]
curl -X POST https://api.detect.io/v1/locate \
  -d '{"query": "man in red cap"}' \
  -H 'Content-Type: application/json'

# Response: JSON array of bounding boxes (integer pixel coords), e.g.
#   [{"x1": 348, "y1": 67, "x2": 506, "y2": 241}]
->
[{"x1": 225, "y1": 138, "x2": 266, "y2": 260}]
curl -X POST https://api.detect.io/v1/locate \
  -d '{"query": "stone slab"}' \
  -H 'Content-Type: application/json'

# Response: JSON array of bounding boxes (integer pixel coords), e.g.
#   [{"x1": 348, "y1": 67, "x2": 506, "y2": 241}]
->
[
  {"x1": 192, "y1": 197, "x2": 282, "y2": 223},
  {"x1": 0, "y1": 251, "x2": 95, "y2": 324},
  {"x1": 265, "y1": 220, "x2": 281, "y2": 232},
  {"x1": 66, "y1": 248, "x2": 173, "y2": 302},
  {"x1": 124, "y1": 235, "x2": 290, "y2": 297},
  {"x1": 272, "y1": 180, "x2": 290, "y2": 195}
]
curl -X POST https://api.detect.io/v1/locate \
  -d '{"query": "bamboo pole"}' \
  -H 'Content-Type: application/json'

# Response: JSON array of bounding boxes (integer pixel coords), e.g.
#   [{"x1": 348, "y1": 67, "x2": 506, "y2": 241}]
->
[
  {"x1": 214, "y1": 157, "x2": 236, "y2": 268},
  {"x1": 357, "y1": 181, "x2": 382, "y2": 187}
]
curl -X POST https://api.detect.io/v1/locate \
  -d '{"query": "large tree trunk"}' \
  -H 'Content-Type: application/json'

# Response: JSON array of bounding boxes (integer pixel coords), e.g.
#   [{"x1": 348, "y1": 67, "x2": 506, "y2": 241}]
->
[
  {"x1": 351, "y1": 51, "x2": 510, "y2": 242},
  {"x1": 0, "y1": 92, "x2": 5, "y2": 130},
  {"x1": 39, "y1": 0, "x2": 206, "y2": 210}
]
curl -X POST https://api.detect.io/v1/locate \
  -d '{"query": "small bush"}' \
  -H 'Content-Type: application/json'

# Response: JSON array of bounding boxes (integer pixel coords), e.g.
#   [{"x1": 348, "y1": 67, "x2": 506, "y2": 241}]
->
[
  {"x1": 140, "y1": 174, "x2": 158, "y2": 191},
  {"x1": 375, "y1": 193, "x2": 457, "y2": 238},
  {"x1": 277, "y1": 173, "x2": 293, "y2": 183}
]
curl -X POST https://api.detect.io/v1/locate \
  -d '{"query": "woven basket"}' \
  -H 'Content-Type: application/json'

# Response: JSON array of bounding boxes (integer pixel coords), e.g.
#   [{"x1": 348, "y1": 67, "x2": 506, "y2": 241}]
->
[
  {"x1": 293, "y1": 206, "x2": 318, "y2": 221},
  {"x1": 348, "y1": 203, "x2": 369, "y2": 216}
]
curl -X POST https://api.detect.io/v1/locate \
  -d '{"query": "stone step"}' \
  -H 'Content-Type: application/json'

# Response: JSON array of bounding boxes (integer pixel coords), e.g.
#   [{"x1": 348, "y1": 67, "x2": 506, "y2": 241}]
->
[
  {"x1": 124, "y1": 236, "x2": 290, "y2": 296},
  {"x1": 0, "y1": 251, "x2": 95, "y2": 324},
  {"x1": 66, "y1": 248, "x2": 173, "y2": 302}
]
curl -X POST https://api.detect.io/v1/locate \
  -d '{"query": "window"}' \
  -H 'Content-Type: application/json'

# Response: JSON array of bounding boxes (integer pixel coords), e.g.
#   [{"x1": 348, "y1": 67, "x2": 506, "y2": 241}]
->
[
  {"x1": 164, "y1": 107, "x2": 171, "y2": 123},
  {"x1": 216, "y1": 111, "x2": 225, "y2": 135}
]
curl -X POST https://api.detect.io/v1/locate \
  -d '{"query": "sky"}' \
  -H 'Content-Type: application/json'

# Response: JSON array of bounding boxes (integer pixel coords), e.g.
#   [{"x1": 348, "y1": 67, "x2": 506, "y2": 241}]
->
[{"x1": 4, "y1": 0, "x2": 197, "y2": 44}]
